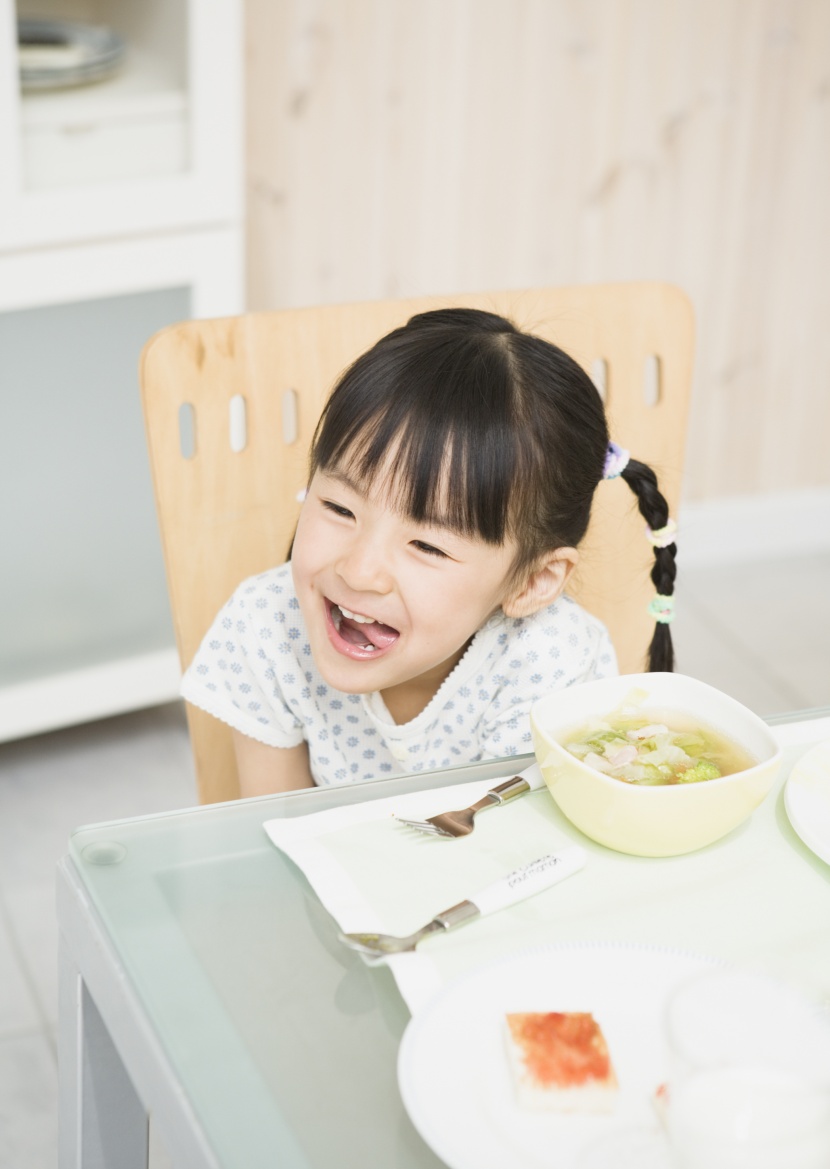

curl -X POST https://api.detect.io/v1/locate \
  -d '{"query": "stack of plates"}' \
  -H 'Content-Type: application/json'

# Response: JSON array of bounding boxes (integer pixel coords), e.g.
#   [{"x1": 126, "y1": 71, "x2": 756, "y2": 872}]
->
[{"x1": 18, "y1": 19, "x2": 125, "y2": 92}]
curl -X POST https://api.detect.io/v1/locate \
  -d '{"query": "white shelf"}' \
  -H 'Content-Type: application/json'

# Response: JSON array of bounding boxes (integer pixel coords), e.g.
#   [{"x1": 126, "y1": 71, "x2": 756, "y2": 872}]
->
[
  {"x1": 0, "y1": 0, "x2": 244, "y2": 740},
  {"x1": 21, "y1": 48, "x2": 188, "y2": 189},
  {"x1": 0, "y1": 0, "x2": 243, "y2": 251},
  {"x1": 0, "y1": 649, "x2": 183, "y2": 743},
  {"x1": 21, "y1": 46, "x2": 186, "y2": 125}
]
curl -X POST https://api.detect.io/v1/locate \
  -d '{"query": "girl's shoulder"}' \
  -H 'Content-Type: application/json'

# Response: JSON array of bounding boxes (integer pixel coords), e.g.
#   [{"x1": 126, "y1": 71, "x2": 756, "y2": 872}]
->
[
  {"x1": 487, "y1": 596, "x2": 616, "y2": 676},
  {"x1": 543, "y1": 593, "x2": 608, "y2": 633},
  {"x1": 494, "y1": 594, "x2": 608, "y2": 639},
  {"x1": 227, "y1": 561, "x2": 296, "y2": 607}
]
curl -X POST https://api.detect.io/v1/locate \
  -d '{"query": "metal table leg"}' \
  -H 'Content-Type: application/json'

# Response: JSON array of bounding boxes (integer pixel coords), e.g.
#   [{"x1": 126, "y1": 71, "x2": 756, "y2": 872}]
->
[{"x1": 58, "y1": 934, "x2": 149, "y2": 1169}]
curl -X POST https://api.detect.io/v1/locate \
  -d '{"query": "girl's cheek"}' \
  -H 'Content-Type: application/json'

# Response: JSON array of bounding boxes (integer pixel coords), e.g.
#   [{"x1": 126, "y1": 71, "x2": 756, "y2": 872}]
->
[
  {"x1": 291, "y1": 509, "x2": 314, "y2": 560},
  {"x1": 289, "y1": 522, "x2": 312, "y2": 582}
]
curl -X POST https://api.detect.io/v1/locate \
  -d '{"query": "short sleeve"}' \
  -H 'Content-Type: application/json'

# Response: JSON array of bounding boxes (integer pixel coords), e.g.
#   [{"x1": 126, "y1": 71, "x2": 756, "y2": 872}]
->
[{"x1": 180, "y1": 574, "x2": 305, "y2": 748}]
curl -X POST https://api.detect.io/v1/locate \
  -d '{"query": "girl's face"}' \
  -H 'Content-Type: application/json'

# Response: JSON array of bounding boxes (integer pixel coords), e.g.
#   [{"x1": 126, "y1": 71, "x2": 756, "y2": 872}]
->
[{"x1": 291, "y1": 466, "x2": 520, "y2": 714}]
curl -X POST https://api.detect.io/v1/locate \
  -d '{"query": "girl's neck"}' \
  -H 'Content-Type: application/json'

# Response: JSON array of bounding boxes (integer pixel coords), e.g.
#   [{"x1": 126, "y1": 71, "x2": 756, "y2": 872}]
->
[{"x1": 379, "y1": 639, "x2": 472, "y2": 725}]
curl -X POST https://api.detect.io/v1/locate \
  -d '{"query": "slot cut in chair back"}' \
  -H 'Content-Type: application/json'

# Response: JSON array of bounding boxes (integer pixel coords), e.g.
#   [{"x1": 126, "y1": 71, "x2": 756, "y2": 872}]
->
[{"x1": 141, "y1": 283, "x2": 694, "y2": 803}]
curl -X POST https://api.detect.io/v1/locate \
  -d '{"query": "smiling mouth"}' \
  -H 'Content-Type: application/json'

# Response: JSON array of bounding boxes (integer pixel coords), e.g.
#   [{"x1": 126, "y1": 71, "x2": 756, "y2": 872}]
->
[{"x1": 327, "y1": 600, "x2": 400, "y2": 654}]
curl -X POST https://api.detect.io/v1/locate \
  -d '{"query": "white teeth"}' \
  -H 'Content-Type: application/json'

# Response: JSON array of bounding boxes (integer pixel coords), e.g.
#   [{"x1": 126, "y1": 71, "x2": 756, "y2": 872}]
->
[{"x1": 338, "y1": 604, "x2": 376, "y2": 624}]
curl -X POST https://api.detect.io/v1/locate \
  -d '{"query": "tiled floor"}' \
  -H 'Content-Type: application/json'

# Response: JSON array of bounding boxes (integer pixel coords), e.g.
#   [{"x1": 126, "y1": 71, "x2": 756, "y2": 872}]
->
[
  {"x1": 0, "y1": 553, "x2": 827, "y2": 1168},
  {"x1": 0, "y1": 704, "x2": 196, "y2": 1168}
]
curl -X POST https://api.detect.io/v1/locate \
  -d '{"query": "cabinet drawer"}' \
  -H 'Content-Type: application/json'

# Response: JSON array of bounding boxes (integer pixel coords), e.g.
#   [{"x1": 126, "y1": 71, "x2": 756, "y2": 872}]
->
[{"x1": 22, "y1": 106, "x2": 188, "y2": 189}]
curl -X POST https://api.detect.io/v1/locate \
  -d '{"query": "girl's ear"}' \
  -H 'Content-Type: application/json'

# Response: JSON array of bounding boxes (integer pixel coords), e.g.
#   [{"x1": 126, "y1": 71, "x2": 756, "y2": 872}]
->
[{"x1": 501, "y1": 548, "x2": 579, "y2": 618}]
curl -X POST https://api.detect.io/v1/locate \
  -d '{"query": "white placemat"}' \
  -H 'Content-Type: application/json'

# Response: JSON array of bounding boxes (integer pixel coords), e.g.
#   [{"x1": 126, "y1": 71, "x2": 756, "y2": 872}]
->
[
  {"x1": 265, "y1": 774, "x2": 577, "y2": 1012},
  {"x1": 264, "y1": 721, "x2": 830, "y2": 1015}
]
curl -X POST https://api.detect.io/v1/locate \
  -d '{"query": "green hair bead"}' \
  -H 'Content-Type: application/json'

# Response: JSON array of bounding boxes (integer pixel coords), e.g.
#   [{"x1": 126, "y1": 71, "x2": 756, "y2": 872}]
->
[{"x1": 648, "y1": 594, "x2": 675, "y2": 624}]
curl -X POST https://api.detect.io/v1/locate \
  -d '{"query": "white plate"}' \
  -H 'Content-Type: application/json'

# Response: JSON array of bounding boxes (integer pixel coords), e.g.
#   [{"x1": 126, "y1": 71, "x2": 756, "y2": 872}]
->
[
  {"x1": 18, "y1": 19, "x2": 125, "y2": 91},
  {"x1": 398, "y1": 942, "x2": 719, "y2": 1169},
  {"x1": 785, "y1": 740, "x2": 830, "y2": 866}
]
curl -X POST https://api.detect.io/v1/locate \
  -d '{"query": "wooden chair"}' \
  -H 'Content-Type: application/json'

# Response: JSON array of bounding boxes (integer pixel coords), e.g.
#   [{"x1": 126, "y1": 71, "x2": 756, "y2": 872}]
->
[{"x1": 140, "y1": 283, "x2": 694, "y2": 803}]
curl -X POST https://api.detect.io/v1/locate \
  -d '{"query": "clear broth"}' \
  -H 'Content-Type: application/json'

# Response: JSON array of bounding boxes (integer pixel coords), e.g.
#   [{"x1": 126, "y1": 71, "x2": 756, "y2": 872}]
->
[{"x1": 562, "y1": 707, "x2": 757, "y2": 786}]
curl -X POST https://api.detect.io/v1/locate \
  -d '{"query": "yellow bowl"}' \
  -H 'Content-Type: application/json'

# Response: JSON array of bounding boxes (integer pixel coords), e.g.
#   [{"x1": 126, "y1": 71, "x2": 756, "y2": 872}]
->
[{"x1": 531, "y1": 673, "x2": 782, "y2": 857}]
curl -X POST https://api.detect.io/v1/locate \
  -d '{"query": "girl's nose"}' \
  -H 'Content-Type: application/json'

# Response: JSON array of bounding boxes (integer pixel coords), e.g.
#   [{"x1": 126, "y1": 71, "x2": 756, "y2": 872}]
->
[{"x1": 335, "y1": 536, "x2": 394, "y2": 595}]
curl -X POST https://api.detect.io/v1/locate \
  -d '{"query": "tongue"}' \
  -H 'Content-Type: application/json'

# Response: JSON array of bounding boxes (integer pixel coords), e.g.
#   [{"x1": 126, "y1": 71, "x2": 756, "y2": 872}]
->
[{"x1": 339, "y1": 615, "x2": 399, "y2": 649}]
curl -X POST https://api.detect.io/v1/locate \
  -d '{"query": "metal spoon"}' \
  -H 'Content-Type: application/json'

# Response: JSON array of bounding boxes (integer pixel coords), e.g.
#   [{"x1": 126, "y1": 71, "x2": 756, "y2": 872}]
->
[{"x1": 338, "y1": 847, "x2": 586, "y2": 959}]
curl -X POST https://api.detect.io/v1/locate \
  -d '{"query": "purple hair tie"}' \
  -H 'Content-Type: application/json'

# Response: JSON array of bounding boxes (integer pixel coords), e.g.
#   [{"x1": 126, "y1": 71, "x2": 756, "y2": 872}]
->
[{"x1": 602, "y1": 441, "x2": 630, "y2": 480}]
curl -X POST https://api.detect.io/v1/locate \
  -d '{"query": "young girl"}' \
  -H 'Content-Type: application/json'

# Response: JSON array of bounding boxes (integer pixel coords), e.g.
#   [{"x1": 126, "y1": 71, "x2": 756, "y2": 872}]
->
[{"x1": 181, "y1": 308, "x2": 678, "y2": 797}]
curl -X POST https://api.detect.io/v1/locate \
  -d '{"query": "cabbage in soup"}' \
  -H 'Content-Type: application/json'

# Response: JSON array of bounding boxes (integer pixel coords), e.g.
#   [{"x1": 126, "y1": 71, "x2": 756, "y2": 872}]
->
[{"x1": 563, "y1": 705, "x2": 755, "y2": 786}]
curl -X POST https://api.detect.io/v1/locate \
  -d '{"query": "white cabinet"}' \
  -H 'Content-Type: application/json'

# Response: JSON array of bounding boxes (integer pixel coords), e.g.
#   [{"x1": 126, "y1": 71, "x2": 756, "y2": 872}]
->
[{"x1": 0, "y1": 0, "x2": 245, "y2": 740}]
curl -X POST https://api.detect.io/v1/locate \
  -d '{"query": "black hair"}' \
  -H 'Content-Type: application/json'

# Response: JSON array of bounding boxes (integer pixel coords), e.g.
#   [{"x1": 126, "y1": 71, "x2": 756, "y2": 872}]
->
[
  {"x1": 308, "y1": 307, "x2": 676, "y2": 672},
  {"x1": 620, "y1": 459, "x2": 676, "y2": 671}
]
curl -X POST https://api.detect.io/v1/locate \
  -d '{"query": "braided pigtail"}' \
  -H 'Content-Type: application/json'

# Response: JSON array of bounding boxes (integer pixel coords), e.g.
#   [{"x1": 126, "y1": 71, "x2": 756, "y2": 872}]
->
[{"x1": 620, "y1": 458, "x2": 677, "y2": 672}]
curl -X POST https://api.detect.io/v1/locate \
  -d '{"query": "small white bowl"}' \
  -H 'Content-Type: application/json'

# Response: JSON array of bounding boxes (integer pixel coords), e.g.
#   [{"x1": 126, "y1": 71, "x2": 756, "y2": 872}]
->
[{"x1": 531, "y1": 673, "x2": 782, "y2": 857}]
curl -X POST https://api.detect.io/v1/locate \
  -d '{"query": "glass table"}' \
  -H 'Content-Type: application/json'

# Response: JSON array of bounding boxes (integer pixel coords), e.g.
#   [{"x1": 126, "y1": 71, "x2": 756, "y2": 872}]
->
[{"x1": 57, "y1": 709, "x2": 830, "y2": 1169}]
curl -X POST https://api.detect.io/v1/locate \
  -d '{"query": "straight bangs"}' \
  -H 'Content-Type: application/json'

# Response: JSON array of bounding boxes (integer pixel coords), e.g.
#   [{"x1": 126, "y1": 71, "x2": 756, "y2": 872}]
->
[{"x1": 310, "y1": 331, "x2": 535, "y2": 547}]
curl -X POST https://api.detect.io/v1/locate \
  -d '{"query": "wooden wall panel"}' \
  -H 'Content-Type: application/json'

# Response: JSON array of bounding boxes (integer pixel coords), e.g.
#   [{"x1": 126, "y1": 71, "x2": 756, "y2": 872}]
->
[{"x1": 245, "y1": 0, "x2": 830, "y2": 502}]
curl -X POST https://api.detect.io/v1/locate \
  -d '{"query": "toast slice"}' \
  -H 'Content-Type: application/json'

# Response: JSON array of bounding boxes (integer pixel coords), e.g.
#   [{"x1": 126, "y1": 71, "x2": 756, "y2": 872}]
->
[{"x1": 505, "y1": 1011, "x2": 619, "y2": 1112}]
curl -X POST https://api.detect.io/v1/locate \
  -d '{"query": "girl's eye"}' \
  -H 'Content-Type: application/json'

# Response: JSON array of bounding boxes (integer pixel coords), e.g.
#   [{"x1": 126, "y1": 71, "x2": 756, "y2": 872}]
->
[
  {"x1": 412, "y1": 540, "x2": 449, "y2": 559},
  {"x1": 322, "y1": 500, "x2": 354, "y2": 519}
]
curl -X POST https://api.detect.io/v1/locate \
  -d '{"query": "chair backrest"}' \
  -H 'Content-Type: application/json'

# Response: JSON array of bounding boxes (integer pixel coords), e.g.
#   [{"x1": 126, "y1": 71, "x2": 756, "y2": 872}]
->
[{"x1": 140, "y1": 283, "x2": 694, "y2": 803}]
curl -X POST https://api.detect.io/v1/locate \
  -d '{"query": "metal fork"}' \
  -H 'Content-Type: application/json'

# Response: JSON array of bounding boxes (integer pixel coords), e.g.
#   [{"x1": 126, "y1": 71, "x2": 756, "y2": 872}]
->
[{"x1": 395, "y1": 763, "x2": 545, "y2": 838}]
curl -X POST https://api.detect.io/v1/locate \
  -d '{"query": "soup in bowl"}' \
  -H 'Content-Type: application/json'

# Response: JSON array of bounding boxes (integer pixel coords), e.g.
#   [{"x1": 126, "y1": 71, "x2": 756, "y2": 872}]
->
[{"x1": 531, "y1": 673, "x2": 782, "y2": 857}]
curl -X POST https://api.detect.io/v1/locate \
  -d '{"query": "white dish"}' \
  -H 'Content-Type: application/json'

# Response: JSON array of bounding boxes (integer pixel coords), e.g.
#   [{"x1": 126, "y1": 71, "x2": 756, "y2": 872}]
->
[
  {"x1": 531, "y1": 672, "x2": 782, "y2": 857},
  {"x1": 398, "y1": 942, "x2": 719, "y2": 1169},
  {"x1": 785, "y1": 740, "x2": 830, "y2": 866}
]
